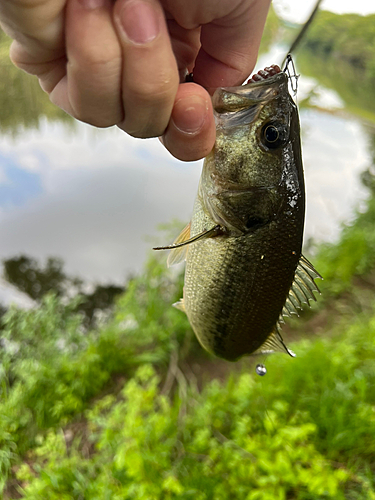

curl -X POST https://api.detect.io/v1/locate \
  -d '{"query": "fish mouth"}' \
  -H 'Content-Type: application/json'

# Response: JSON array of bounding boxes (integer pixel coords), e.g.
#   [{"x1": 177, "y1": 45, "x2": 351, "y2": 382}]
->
[
  {"x1": 212, "y1": 65, "x2": 287, "y2": 120},
  {"x1": 246, "y1": 65, "x2": 282, "y2": 84}
]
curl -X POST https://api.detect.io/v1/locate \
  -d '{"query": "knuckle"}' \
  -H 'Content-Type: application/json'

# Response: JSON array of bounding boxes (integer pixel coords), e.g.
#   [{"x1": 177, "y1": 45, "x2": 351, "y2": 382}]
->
[
  {"x1": 118, "y1": 69, "x2": 179, "y2": 138},
  {"x1": 125, "y1": 71, "x2": 178, "y2": 105},
  {"x1": 70, "y1": 48, "x2": 121, "y2": 76}
]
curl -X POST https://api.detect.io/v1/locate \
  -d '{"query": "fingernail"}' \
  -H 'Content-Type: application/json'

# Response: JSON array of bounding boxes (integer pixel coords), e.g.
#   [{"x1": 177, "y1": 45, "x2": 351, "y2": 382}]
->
[
  {"x1": 172, "y1": 97, "x2": 208, "y2": 135},
  {"x1": 119, "y1": 0, "x2": 160, "y2": 44}
]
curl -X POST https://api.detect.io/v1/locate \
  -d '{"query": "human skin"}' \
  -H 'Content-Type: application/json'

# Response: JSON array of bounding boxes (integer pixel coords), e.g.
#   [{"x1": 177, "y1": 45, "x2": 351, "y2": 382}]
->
[{"x1": 0, "y1": 0, "x2": 271, "y2": 161}]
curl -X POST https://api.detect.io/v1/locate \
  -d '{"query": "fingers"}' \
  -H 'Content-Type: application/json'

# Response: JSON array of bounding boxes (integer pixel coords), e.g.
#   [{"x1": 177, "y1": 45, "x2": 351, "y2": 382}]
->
[
  {"x1": 0, "y1": 0, "x2": 65, "y2": 56},
  {"x1": 194, "y1": 0, "x2": 271, "y2": 88},
  {"x1": 1, "y1": 0, "x2": 65, "y2": 72},
  {"x1": 113, "y1": 0, "x2": 179, "y2": 138},
  {"x1": 52, "y1": 0, "x2": 123, "y2": 125},
  {"x1": 166, "y1": 19, "x2": 201, "y2": 77},
  {"x1": 46, "y1": 0, "x2": 183, "y2": 135},
  {"x1": 1, "y1": 0, "x2": 270, "y2": 161},
  {"x1": 161, "y1": 83, "x2": 216, "y2": 162},
  {"x1": 162, "y1": 0, "x2": 271, "y2": 88}
]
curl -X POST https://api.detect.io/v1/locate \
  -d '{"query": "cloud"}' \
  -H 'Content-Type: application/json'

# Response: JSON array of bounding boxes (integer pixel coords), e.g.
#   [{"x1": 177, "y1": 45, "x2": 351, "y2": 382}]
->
[{"x1": 0, "y1": 123, "x2": 202, "y2": 282}]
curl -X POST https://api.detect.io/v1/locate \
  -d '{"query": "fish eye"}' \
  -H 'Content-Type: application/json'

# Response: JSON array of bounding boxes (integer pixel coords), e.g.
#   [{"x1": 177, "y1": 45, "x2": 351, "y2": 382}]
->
[
  {"x1": 260, "y1": 122, "x2": 287, "y2": 150},
  {"x1": 264, "y1": 125, "x2": 279, "y2": 143}
]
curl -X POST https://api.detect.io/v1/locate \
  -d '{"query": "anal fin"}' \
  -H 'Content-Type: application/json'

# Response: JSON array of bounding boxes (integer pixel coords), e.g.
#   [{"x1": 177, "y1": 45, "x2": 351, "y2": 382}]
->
[
  {"x1": 253, "y1": 255, "x2": 321, "y2": 359},
  {"x1": 253, "y1": 324, "x2": 295, "y2": 358},
  {"x1": 290, "y1": 254, "x2": 322, "y2": 309}
]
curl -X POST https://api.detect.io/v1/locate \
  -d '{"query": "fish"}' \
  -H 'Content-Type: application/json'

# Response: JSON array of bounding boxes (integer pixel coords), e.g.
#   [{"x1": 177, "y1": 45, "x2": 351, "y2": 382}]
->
[{"x1": 154, "y1": 63, "x2": 321, "y2": 362}]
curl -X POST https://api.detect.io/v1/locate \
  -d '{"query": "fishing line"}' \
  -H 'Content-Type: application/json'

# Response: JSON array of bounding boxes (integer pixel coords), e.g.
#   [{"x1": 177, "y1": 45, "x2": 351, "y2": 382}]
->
[
  {"x1": 282, "y1": 0, "x2": 324, "y2": 67},
  {"x1": 254, "y1": 355, "x2": 277, "y2": 435}
]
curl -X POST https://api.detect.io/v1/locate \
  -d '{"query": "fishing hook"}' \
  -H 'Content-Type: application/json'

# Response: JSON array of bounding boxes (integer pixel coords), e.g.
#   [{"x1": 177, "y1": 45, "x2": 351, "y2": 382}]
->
[{"x1": 283, "y1": 54, "x2": 299, "y2": 95}]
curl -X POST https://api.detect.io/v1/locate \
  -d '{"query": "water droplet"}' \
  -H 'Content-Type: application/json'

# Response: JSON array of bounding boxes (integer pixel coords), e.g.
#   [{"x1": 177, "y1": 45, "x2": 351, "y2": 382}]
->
[{"x1": 256, "y1": 364, "x2": 267, "y2": 376}]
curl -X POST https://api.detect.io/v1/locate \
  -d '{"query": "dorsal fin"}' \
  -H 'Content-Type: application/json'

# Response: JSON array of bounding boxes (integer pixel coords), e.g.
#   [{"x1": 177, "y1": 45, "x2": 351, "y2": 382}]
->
[{"x1": 282, "y1": 296, "x2": 300, "y2": 317}]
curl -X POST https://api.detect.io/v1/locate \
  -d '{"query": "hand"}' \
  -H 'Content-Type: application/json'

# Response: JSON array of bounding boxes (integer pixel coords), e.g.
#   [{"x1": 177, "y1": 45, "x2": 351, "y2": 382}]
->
[{"x1": 0, "y1": 0, "x2": 270, "y2": 161}]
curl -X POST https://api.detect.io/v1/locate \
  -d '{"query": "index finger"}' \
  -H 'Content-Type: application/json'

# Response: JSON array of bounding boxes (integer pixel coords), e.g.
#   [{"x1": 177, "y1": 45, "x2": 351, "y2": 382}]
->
[{"x1": 193, "y1": 0, "x2": 271, "y2": 88}]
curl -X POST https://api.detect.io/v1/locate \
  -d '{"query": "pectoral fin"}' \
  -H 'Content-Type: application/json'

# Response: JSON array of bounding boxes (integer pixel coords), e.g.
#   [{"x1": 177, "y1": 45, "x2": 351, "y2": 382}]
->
[
  {"x1": 166, "y1": 223, "x2": 191, "y2": 267},
  {"x1": 153, "y1": 224, "x2": 222, "y2": 266}
]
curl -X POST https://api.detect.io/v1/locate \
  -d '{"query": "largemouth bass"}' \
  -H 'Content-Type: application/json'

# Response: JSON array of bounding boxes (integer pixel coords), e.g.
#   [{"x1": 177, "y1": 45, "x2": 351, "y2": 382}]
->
[{"x1": 155, "y1": 64, "x2": 321, "y2": 362}]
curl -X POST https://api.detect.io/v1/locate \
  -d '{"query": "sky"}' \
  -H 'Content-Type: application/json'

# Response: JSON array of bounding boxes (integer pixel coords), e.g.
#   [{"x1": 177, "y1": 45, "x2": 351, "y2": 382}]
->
[{"x1": 273, "y1": 0, "x2": 375, "y2": 23}]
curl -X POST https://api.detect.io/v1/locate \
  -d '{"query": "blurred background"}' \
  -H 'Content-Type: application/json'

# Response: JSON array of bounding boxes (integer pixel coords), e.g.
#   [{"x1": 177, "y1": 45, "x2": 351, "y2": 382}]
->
[{"x1": 1, "y1": 1, "x2": 375, "y2": 498}]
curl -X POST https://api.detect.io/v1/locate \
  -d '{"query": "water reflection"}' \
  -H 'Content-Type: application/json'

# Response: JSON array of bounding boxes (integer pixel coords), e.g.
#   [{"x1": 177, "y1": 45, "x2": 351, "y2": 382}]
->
[
  {"x1": 302, "y1": 111, "x2": 370, "y2": 243},
  {"x1": 296, "y1": 49, "x2": 375, "y2": 121},
  {"x1": 0, "y1": 120, "x2": 202, "y2": 282},
  {"x1": 0, "y1": 33, "x2": 374, "y2": 282},
  {"x1": 0, "y1": 40, "x2": 73, "y2": 134}
]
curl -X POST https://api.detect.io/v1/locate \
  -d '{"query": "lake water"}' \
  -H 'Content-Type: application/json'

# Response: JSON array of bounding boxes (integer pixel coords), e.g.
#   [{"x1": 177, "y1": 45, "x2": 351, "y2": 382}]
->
[{"x1": 0, "y1": 42, "x2": 374, "y2": 284}]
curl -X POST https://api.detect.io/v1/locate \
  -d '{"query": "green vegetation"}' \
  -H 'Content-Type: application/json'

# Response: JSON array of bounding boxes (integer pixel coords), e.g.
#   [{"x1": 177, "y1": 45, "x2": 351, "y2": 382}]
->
[
  {"x1": 1, "y1": 190, "x2": 375, "y2": 498},
  {"x1": 313, "y1": 167, "x2": 375, "y2": 297},
  {"x1": 302, "y1": 11, "x2": 375, "y2": 81}
]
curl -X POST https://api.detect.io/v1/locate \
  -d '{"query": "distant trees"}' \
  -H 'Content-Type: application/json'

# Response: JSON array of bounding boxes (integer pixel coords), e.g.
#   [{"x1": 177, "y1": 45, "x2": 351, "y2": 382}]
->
[
  {"x1": 2, "y1": 255, "x2": 125, "y2": 327},
  {"x1": 3, "y1": 256, "x2": 67, "y2": 300}
]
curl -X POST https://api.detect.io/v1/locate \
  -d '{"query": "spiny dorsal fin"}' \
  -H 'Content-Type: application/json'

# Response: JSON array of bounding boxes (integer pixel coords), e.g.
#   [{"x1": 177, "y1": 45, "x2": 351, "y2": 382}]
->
[
  {"x1": 153, "y1": 224, "x2": 222, "y2": 255},
  {"x1": 172, "y1": 298, "x2": 186, "y2": 313},
  {"x1": 166, "y1": 223, "x2": 191, "y2": 267}
]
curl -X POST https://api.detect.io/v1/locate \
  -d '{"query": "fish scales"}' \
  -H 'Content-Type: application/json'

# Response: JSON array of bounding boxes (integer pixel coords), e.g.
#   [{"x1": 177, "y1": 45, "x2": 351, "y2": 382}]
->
[
  {"x1": 185, "y1": 138, "x2": 304, "y2": 360},
  {"x1": 156, "y1": 65, "x2": 320, "y2": 362}
]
